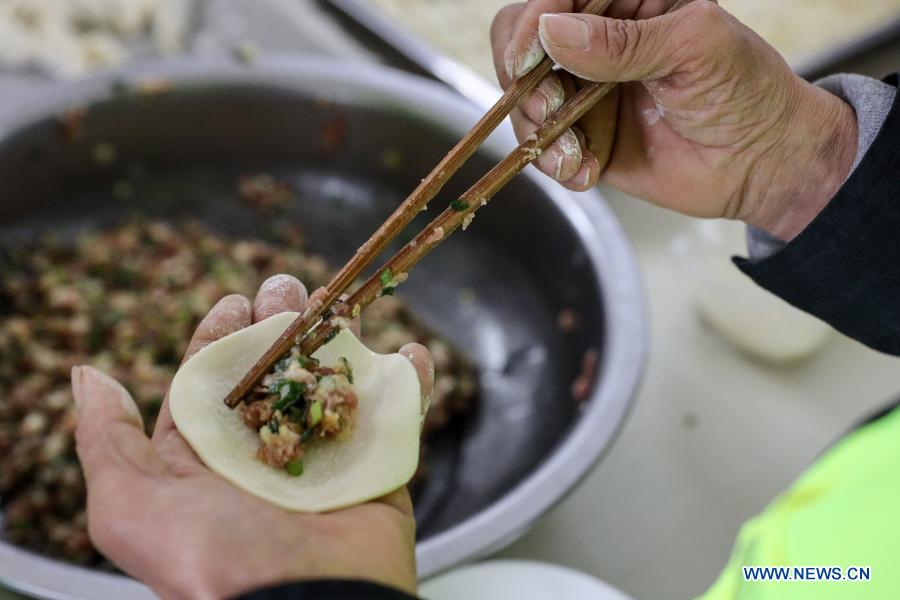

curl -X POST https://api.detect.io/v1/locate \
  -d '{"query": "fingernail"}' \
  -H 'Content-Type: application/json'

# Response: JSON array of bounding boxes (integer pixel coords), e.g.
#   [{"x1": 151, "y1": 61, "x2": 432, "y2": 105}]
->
[
  {"x1": 539, "y1": 145, "x2": 568, "y2": 181},
  {"x1": 539, "y1": 14, "x2": 592, "y2": 51},
  {"x1": 557, "y1": 129, "x2": 582, "y2": 179},
  {"x1": 260, "y1": 274, "x2": 293, "y2": 294},
  {"x1": 504, "y1": 49, "x2": 516, "y2": 81},
  {"x1": 542, "y1": 76, "x2": 565, "y2": 114},
  {"x1": 553, "y1": 149, "x2": 566, "y2": 180},
  {"x1": 523, "y1": 74, "x2": 567, "y2": 124},
  {"x1": 72, "y1": 365, "x2": 143, "y2": 424},
  {"x1": 259, "y1": 274, "x2": 303, "y2": 307},
  {"x1": 506, "y1": 34, "x2": 546, "y2": 80},
  {"x1": 523, "y1": 90, "x2": 549, "y2": 123},
  {"x1": 538, "y1": 129, "x2": 581, "y2": 181},
  {"x1": 580, "y1": 162, "x2": 595, "y2": 189},
  {"x1": 559, "y1": 129, "x2": 581, "y2": 156},
  {"x1": 71, "y1": 366, "x2": 86, "y2": 412}
]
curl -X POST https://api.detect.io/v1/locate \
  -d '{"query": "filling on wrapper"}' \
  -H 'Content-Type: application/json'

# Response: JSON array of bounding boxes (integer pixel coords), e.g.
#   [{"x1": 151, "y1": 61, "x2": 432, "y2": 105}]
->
[{"x1": 240, "y1": 351, "x2": 358, "y2": 477}]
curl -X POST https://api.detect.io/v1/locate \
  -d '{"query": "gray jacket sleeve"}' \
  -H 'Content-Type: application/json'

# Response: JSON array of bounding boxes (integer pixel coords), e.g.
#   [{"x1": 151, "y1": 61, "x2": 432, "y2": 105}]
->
[{"x1": 746, "y1": 74, "x2": 898, "y2": 259}]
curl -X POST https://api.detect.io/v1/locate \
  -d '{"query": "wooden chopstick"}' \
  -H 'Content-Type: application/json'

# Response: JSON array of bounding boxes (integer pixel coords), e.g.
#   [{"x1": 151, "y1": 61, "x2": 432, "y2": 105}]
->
[
  {"x1": 300, "y1": 80, "x2": 617, "y2": 354},
  {"x1": 298, "y1": 0, "x2": 697, "y2": 354},
  {"x1": 223, "y1": 0, "x2": 616, "y2": 408}
]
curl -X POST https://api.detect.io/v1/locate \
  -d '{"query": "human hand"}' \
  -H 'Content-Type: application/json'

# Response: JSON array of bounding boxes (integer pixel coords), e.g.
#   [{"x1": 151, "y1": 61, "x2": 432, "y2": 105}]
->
[
  {"x1": 492, "y1": 0, "x2": 858, "y2": 240},
  {"x1": 71, "y1": 275, "x2": 434, "y2": 600}
]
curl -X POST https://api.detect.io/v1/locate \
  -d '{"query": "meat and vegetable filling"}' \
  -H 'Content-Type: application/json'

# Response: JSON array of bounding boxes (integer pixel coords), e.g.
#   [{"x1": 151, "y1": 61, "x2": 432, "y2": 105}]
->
[
  {"x1": 240, "y1": 352, "x2": 358, "y2": 475},
  {"x1": 0, "y1": 218, "x2": 477, "y2": 566}
]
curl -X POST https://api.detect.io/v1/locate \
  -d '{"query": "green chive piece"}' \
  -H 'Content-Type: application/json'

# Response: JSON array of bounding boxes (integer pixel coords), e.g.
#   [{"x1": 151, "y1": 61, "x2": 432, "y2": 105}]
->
[
  {"x1": 298, "y1": 354, "x2": 318, "y2": 370},
  {"x1": 300, "y1": 427, "x2": 315, "y2": 443},
  {"x1": 284, "y1": 460, "x2": 303, "y2": 477},
  {"x1": 381, "y1": 148, "x2": 403, "y2": 171},
  {"x1": 323, "y1": 329, "x2": 338, "y2": 344},
  {"x1": 451, "y1": 199, "x2": 469, "y2": 211},
  {"x1": 275, "y1": 356, "x2": 291, "y2": 372},
  {"x1": 339, "y1": 357, "x2": 354, "y2": 384},
  {"x1": 379, "y1": 267, "x2": 393, "y2": 287},
  {"x1": 309, "y1": 401, "x2": 323, "y2": 427},
  {"x1": 380, "y1": 286, "x2": 396, "y2": 297},
  {"x1": 273, "y1": 380, "x2": 304, "y2": 412}
]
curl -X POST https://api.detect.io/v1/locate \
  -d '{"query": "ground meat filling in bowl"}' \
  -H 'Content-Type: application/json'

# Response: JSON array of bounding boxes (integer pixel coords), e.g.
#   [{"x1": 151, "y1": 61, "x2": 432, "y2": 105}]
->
[
  {"x1": 241, "y1": 352, "x2": 359, "y2": 475},
  {"x1": 0, "y1": 217, "x2": 477, "y2": 566}
]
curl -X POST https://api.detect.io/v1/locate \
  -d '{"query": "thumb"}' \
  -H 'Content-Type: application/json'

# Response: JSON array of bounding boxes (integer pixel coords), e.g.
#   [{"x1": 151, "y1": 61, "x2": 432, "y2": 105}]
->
[
  {"x1": 538, "y1": 2, "x2": 712, "y2": 82},
  {"x1": 72, "y1": 366, "x2": 162, "y2": 482}
]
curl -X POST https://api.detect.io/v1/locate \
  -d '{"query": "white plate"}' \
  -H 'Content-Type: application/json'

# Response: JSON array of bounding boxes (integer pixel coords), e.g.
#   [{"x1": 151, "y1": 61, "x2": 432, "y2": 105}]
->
[{"x1": 420, "y1": 560, "x2": 633, "y2": 600}]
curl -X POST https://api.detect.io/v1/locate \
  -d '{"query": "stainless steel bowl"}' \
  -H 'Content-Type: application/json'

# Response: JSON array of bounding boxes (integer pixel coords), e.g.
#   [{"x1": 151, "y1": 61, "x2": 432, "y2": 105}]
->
[{"x1": 0, "y1": 57, "x2": 646, "y2": 599}]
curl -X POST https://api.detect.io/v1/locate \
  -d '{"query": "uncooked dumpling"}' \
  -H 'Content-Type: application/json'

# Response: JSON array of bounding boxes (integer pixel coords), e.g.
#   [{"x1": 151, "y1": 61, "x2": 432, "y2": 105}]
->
[{"x1": 169, "y1": 311, "x2": 424, "y2": 512}]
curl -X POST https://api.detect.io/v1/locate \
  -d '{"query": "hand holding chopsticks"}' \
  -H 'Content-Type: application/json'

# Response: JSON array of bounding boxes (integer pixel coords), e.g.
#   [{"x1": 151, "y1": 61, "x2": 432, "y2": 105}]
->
[{"x1": 224, "y1": 0, "x2": 696, "y2": 408}]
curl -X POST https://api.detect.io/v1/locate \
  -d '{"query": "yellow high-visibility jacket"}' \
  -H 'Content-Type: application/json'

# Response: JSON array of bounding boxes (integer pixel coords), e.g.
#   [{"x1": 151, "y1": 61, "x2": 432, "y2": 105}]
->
[{"x1": 700, "y1": 406, "x2": 900, "y2": 599}]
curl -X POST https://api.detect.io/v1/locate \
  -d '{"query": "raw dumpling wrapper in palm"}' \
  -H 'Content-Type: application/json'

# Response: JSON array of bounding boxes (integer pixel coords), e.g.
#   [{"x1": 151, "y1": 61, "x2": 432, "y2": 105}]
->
[{"x1": 169, "y1": 312, "x2": 425, "y2": 512}]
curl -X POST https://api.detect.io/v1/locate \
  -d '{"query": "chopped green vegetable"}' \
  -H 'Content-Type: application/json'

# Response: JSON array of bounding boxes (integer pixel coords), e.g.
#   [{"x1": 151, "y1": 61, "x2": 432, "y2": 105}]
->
[
  {"x1": 323, "y1": 329, "x2": 338, "y2": 344},
  {"x1": 339, "y1": 357, "x2": 354, "y2": 384},
  {"x1": 298, "y1": 354, "x2": 318, "y2": 370},
  {"x1": 379, "y1": 267, "x2": 393, "y2": 287},
  {"x1": 301, "y1": 427, "x2": 315, "y2": 443},
  {"x1": 287, "y1": 406, "x2": 305, "y2": 422},
  {"x1": 284, "y1": 460, "x2": 304, "y2": 477},
  {"x1": 380, "y1": 148, "x2": 403, "y2": 171},
  {"x1": 380, "y1": 286, "x2": 396, "y2": 297},
  {"x1": 272, "y1": 380, "x2": 305, "y2": 412},
  {"x1": 267, "y1": 420, "x2": 279, "y2": 434},
  {"x1": 10, "y1": 519, "x2": 32, "y2": 531},
  {"x1": 275, "y1": 356, "x2": 292, "y2": 372},
  {"x1": 309, "y1": 401, "x2": 323, "y2": 427},
  {"x1": 272, "y1": 397, "x2": 290, "y2": 413},
  {"x1": 112, "y1": 179, "x2": 135, "y2": 201},
  {"x1": 110, "y1": 266, "x2": 138, "y2": 287},
  {"x1": 451, "y1": 199, "x2": 470, "y2": 211}
]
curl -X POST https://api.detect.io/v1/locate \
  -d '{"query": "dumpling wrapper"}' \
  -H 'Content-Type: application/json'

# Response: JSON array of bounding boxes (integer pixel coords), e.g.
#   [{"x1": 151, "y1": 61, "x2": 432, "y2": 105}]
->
[{"x1": 169, "y1": 311, "x2": 425, "y2": 512}]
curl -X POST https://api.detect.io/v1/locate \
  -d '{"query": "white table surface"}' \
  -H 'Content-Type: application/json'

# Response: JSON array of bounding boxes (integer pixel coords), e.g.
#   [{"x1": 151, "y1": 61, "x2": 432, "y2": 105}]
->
[{"x1": 494, "y1": 188, "x2": 900, "y2": 600}]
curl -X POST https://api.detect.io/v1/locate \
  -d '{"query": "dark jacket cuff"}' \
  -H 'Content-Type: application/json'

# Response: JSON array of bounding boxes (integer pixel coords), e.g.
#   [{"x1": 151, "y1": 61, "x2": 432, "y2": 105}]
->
[
  {"x1": 233, "y1": 579, "x2": 420, "y2": 600},
  {"x1": 734, "y1": 74, "x2": 900, "y2": 355}
]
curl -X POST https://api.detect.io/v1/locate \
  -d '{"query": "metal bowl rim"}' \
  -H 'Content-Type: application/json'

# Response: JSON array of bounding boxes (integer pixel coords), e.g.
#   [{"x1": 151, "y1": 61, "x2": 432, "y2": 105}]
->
[{"x1": 0, "y1": 55, "x2": 647, "y2": 598}]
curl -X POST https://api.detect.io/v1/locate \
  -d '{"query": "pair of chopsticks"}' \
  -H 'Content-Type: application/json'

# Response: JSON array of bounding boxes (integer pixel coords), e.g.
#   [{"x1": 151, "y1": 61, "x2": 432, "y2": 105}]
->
[{"x1": 224, "y1": 0, "x2": 695, "y2": 408}]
